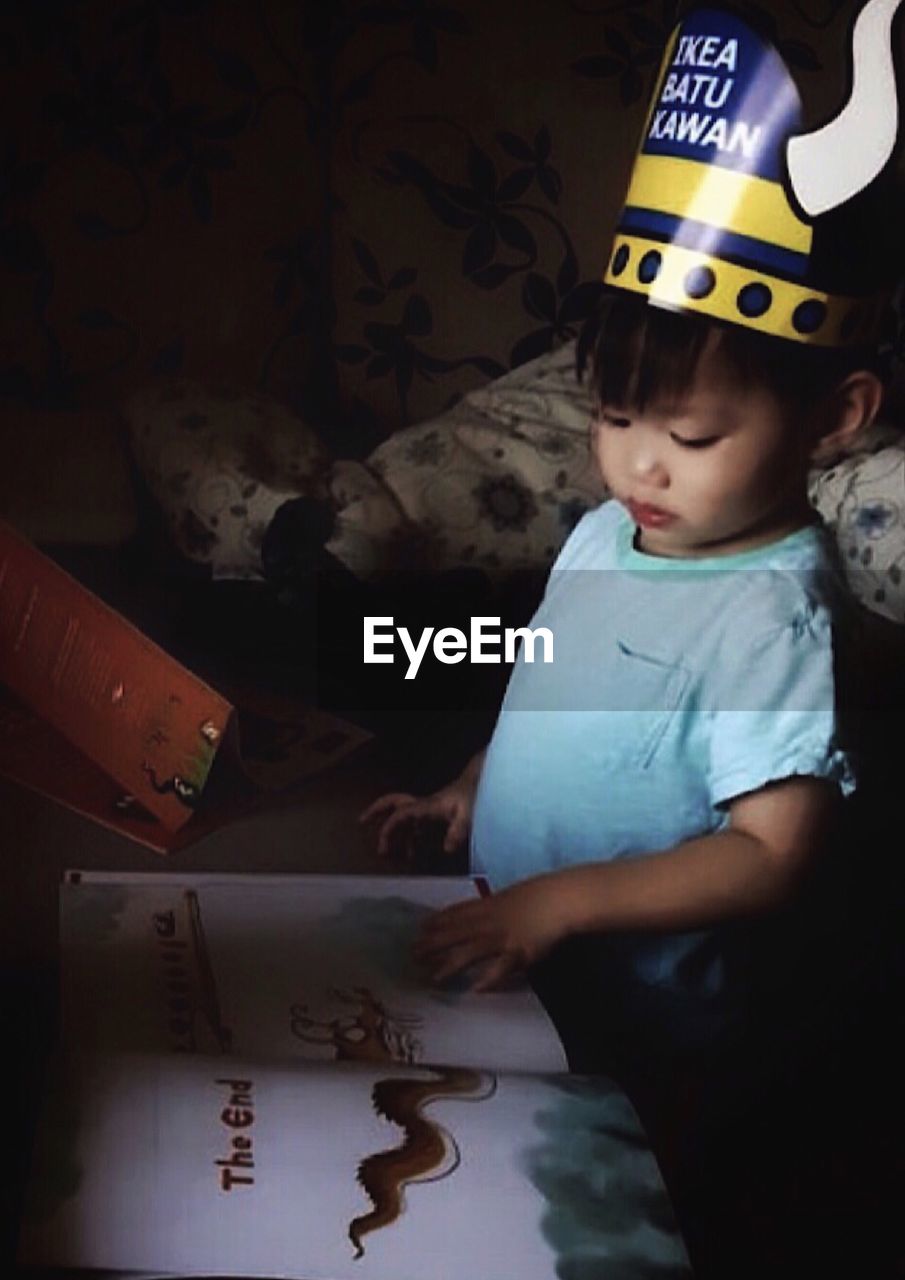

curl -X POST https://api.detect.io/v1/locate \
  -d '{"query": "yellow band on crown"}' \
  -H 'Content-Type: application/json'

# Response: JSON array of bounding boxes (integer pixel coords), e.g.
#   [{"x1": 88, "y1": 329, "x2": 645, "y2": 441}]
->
[
  {"x1": 625, "y1": 155, "x2": 813, "y2": 256},
  {"x1": 603, "y1": 234, "x2": 880, "y2": 346}
]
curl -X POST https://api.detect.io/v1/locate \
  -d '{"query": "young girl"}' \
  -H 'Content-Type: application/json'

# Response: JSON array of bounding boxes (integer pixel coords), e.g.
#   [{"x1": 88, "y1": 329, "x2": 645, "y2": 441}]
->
[
  {"x1": 361, "y1": 292, "x2": 887, "y2": 1272},
  {"x1": 362, "y1": 291, "x2": 881, "y2": 1009},
  {"x1": 364, "y1": 1, "x2": 900, "y2": 1265},
  {"x1": 364, "y1": 0, "x2": 899, "y2": 1046}
]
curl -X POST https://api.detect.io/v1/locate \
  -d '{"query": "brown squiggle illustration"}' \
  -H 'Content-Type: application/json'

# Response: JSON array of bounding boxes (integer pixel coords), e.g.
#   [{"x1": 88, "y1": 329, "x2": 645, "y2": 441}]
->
[{"x1": 350, "y1": 1068, "x2": 497, "y2": 1259}]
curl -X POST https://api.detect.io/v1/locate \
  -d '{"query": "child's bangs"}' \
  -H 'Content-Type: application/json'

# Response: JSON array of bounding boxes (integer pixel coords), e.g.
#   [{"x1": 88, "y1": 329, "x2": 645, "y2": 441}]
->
[
  {"x1": 582, "y1": 292, "x2": 712, "y2": 413},
  {"x1": 576, "y1": 288, "x2": 884, "y2": 414}
]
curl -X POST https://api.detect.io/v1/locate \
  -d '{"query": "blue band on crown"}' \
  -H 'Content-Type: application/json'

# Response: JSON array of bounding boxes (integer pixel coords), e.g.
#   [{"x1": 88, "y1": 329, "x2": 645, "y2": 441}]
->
[{"x1": 619, "y1": 207, "x2": 811, "y2": 280}]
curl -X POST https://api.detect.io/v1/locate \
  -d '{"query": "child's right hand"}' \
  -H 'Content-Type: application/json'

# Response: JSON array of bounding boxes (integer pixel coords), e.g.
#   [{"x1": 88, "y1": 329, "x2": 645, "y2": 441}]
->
[{"x1": 359, "y1": 775, "x2": 477, "y2": 860}]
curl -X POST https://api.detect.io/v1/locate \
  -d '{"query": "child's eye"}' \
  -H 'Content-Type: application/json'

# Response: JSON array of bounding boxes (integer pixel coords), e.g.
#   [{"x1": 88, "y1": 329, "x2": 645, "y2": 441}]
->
[
  {"x1": 670, "y1": 433, "x2": 721, "y2": 450},
  {"x1": 600, "y1": 413, "x2": 632, "y2": 429}
]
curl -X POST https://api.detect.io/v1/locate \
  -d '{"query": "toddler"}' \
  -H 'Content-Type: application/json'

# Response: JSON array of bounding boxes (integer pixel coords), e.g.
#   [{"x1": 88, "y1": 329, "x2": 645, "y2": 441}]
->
[
  {"x1": 363, "y1": 3, "x2": 902, "y2": 1262},
  {"x1": 363, "y1": 291, "x2": 881, "y2": 1020}
]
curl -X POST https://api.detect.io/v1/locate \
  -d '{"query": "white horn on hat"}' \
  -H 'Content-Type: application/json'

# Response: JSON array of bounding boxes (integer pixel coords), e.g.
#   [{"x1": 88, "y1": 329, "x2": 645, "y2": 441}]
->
[{"x1": 787, "y1": 0, "x2": 903, "y2": 218}]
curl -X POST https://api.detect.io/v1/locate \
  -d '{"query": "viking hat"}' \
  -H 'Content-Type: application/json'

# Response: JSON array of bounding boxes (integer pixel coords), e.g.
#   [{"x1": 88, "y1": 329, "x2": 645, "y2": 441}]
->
[{"x1": 604, "y1": 0, "x2": 904, "y2": 347}]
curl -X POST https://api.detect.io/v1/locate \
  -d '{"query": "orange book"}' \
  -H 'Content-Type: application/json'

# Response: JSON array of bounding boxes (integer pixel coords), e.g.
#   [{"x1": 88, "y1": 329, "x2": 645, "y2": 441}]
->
[{"x1": 0, "y1": 521, "x2": 370, "y2": 852}]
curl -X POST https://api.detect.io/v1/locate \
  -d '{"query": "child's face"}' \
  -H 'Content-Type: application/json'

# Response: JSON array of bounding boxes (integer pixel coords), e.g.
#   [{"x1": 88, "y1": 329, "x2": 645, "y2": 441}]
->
[{"x1": 592, "y1": 332, "x2": 812, "y2": 558}]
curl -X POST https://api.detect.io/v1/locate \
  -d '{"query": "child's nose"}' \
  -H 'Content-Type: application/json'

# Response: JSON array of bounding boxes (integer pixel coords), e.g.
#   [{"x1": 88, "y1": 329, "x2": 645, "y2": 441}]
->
[{"x1": 630, "y1": 444, "x2": 668, "y2": 487}]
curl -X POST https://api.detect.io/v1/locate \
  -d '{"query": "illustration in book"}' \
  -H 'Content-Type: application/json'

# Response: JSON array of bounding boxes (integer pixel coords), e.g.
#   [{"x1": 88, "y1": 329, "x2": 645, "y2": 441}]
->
[
  {"x1": 20, "y1": 1053, "x2": 691, "y2": 1279},
  {"x1": 350, "y1": 1067, "x2": 497, "y2": 1258},
  {"x1": 291, "y1": 984, "x2": 424, "y2": 1065},
  {"x1": 61, "y1": 872, "x2": 568, "y2": 1073}
]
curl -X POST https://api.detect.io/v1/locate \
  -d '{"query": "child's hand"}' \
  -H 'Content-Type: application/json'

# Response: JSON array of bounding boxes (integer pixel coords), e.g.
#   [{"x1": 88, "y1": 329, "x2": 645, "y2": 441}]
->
[
  {"x1": 359, "y1": 778, "x2": 475, "y2": 859},
  {"x1": 413, "y1": 880, "x2": 565, "y2": 992}
]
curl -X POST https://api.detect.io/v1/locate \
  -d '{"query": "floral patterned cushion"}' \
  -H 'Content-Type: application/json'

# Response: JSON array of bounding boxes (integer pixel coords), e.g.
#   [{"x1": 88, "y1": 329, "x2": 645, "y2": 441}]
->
[
  {"x1": 809, "y1": 422, "x2": 905, "y2": 624},
  {"x1": 329, "y1": 344, "x2": 905, "y2": 625},
  {"x1": 326, "y1": 342, "x2": 608, "y2": 578},
  {"x1": 125, "y1": 355, "x2": 905, "y2": 627},
  {"x1": 124, "y1": 379, "x2": 331, "y2": 579}
]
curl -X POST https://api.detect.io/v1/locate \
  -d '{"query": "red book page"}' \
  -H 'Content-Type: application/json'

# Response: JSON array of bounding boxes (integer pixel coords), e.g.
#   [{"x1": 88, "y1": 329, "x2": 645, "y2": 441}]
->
[{"x1": 0, "y1": 521, "x2": 233, "y2": 833}]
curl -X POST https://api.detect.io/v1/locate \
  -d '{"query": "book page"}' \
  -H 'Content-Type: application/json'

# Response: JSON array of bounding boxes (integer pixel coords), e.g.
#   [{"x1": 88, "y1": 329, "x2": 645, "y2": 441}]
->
[
  {"x1": 19, "y1": 1052, "x2": 690, "y2": 1279},
  {"x1": 61, "y1": 873, "x2": 568, "y2": 1074}
]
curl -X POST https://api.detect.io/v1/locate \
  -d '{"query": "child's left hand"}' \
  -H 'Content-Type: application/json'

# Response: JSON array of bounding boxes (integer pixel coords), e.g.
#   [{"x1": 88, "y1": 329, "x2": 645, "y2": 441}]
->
[{"x1": 413, "y1": 880, "x2": 565, "y2": 992}]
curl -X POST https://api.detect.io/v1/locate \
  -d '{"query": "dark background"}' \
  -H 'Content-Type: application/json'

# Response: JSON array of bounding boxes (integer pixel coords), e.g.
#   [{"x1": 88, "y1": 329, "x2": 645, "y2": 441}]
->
[{"x1": 0, "y1": 2, "x2": 903, "y2": 1275}]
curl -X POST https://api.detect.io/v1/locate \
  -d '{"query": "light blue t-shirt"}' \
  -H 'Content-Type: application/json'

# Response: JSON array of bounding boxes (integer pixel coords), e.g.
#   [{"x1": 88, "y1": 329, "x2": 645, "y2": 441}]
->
[{"x1": 471, "y1": 500, "x2": 856, "y2": 998}]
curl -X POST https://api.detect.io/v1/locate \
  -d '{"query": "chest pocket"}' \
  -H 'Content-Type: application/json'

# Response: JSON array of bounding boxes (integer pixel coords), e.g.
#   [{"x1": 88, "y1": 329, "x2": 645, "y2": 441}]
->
[{"x1": 612, "y1": 639, "x2": 691, "y2": 769}]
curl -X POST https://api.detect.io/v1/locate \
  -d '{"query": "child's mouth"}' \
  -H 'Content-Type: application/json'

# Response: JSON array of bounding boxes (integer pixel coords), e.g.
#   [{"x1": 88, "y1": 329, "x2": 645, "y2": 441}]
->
[{"x1": 626, "y1": 499, "x2": 677, "y2": 529}]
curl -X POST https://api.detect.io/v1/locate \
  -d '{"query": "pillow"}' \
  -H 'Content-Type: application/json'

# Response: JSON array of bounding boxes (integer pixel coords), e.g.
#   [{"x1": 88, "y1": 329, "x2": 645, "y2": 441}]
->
[
  {"x1": 0, "y1": 409, "x2": 138, "y2": 547},
  {"x1": 125, "y1": 380, "x2": 330, "y2": 579},
  {"x1": 123, "y1": 353, "x2": 905, "y2": 627},
  {"x1": 809, "y1": 420, "x2": 905, "y2": 624},
  {"x1": 327, "y1": 343, "x2": 608, "y2": 578},
  {"x1": 329, "y1": 345, "x2": 905, "y2": 627}
]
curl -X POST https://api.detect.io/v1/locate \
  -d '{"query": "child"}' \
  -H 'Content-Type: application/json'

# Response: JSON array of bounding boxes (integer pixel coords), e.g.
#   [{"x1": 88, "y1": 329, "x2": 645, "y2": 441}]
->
[
  {"x1": 362, "y1": 287, "x2": 881, "y2": 1012},
  {"x1": 363, "y1": 3, "x2": 901, "y2": 1259}
]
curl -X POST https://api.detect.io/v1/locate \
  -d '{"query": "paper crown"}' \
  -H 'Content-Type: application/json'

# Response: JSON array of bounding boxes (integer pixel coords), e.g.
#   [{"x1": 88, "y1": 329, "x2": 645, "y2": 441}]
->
[{"x1": 603, "y1": 0, "x2": 904, "y2": 347}]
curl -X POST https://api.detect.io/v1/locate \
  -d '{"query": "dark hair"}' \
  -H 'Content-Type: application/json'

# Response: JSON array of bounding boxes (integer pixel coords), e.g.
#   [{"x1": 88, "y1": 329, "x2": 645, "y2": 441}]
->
[{"x1": 576, "y1": 290, "x2": 885, "y2": 416}]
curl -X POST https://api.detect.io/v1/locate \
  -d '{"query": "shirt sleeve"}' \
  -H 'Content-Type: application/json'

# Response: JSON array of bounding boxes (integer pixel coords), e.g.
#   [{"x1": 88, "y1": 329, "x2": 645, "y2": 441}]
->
[{"x1": 706, "y1": 601, "x2": 856, "y2": 807}]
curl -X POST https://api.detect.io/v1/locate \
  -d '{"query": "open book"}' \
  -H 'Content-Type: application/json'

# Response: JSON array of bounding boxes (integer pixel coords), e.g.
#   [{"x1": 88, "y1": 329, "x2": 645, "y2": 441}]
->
[{"x1": 19, "y1": 872, "x2": 691, "y2": 1278}]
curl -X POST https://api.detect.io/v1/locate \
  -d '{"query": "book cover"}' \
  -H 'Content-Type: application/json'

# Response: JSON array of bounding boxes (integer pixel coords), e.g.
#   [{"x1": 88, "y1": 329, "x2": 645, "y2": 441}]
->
[{"x1": 0, "y1": 521, "x2": 369, "y2": 852}]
